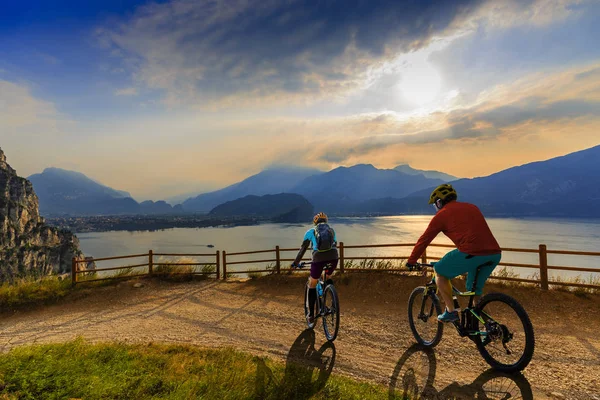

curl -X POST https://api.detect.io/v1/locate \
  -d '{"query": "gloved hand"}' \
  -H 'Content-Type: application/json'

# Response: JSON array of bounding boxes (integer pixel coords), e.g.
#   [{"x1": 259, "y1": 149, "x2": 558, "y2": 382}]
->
[
  {"x1": 290, "y1": 262, "x2": 298, "y2": 269},
  {"x1": 406, "y1": 262, "x2": 418, "y2": 271}
]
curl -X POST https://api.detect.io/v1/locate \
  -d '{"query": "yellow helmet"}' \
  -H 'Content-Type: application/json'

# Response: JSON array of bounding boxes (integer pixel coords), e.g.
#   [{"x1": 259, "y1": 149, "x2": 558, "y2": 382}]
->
[
  {"x1": 428, "y1": 184, "x2": 457, "y2": 205},
  {"x1": 313, "y1": 212, "x2": 328, "y2": 225}
]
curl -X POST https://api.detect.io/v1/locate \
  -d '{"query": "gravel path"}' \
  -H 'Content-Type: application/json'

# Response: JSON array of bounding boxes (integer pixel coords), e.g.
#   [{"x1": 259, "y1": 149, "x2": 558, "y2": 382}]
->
[{"x1": 1, "y1": 274, "x2": 599, "y2": 399}]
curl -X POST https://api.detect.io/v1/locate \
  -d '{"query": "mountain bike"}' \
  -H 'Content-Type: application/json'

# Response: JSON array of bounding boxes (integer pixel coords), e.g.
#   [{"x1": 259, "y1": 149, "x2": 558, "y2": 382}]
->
[
  {"x1": 294, "y1": 261, "x2": 340, "y2": 342},
  {"x1": 407, "y1": 262, "x2": 535, "y2": 372}
]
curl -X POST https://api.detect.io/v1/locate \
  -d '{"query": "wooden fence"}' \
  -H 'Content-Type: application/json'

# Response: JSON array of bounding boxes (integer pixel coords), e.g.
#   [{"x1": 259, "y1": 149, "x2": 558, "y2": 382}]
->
[
  {"x1": 72, "y1": 250, "x2": 220, "y2": 284},
  {"x1": 73, "y1": 243, "x2": 600, "y2": 290}
]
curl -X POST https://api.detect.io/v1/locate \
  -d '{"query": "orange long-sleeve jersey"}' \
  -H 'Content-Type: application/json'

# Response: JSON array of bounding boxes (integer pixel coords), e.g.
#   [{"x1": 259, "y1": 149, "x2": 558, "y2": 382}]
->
[{"x1": 407, "y1": 201, "x2": 501, "y2": 265}]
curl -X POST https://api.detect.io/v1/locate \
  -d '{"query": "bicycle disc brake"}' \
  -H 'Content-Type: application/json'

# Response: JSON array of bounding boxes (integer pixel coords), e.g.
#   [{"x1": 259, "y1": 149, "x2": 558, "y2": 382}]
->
[
  {"x1": 483, "y1": 321, "x2": 513, "y2": 355},
  {"x1": 500, "y1": 324, "x2": 513, "y2": 355}
]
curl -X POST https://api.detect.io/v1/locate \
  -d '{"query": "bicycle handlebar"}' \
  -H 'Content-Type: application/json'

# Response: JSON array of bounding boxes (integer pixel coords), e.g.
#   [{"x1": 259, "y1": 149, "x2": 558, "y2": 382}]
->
[
  {"x1": 407, "y1": 262, "x2": 434, "y2": 271},
  {"x1": 292, "y1": 261, "x2": 312, "y2": 269}
]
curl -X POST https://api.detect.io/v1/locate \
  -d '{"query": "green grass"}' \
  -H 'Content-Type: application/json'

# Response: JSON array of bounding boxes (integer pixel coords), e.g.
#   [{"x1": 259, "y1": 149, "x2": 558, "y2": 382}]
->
[
  {"x1": 0, "y1": 277, "x2": 72, "y2": 311},
  {"x1": 0, "y1": 339, "x2": 403, "y2": 400}
]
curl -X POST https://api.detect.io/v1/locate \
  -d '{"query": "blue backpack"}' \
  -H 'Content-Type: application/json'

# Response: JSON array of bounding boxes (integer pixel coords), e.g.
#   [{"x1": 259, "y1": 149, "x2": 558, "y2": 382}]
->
[{"x1": 314, "y1": 223, "x2": 335, "y2": 252}]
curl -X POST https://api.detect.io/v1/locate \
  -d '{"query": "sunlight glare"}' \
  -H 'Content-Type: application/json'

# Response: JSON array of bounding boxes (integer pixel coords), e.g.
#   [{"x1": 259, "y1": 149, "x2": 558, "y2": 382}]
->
[{"x1": 399, "y1": 61, "x2": 442, "y2": 106}]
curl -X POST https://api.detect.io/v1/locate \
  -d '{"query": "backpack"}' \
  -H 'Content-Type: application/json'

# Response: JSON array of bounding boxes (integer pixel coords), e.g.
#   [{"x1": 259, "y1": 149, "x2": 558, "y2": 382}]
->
[{"x1": 314, "y1": 223, "x2": 335, "y2": 252}]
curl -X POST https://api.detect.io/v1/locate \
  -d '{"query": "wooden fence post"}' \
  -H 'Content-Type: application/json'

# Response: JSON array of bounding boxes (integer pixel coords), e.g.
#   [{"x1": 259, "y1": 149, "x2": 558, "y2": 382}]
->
[
  {"x1": 539, "y1": 244, "x2": 549, "y2": 290},
  {"x1": 339, "y1": 242, "x2": 345, "y2": 273},
  {"x1": 222, "y1": 251, "x2": 227, "y2": 280},
  {"x1": 216, "y1": 250, "x2": 220, "y2": 280},
  {"x1": 275, "y1": 246, "x2": 281, "y2": 274},
  {"x1": 148, "y1": 250, "x2": 153, "y2": 276},
  {"x1": 71, "y1": 257, "x2": 77, "y2": 285},
  {"x1": 421, "y1": 248, "x2": 428, "y2": 265}
]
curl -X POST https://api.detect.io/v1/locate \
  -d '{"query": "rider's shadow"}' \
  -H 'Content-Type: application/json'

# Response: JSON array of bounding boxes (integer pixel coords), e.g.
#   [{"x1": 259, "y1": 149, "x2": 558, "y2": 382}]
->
[
  {"x1": 388, "y1": 344, "x2": 534, "y2": 400},
  {"x1": 255, "y1": 329, "x2": 336, "y2": 399}
]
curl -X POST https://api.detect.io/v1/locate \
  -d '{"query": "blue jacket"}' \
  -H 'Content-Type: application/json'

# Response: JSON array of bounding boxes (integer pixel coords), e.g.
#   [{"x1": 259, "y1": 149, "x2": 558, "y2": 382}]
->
[{"x1": 293, "y1": 223, "x2": 338, "y2": 264}]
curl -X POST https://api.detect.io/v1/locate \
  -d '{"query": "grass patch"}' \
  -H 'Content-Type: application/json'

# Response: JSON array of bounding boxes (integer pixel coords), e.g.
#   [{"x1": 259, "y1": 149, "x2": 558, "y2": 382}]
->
[
  {"x1": 0, "y1": 339, "x2": 402, "y2": 400},
  {"x1": 247, "y1": 263, "x2": 276, "y2": 280},
  {"x1": 547, "y1": 273, "x2": 600, "y2": 296},
  {"x1": 0, "y1": 277, "x2": 71, "y2": 311},
  {"x1": 153, "y1": 256, "x2": 216, "y2": 281},
  {"x1": 344, "y1": 259, "x2": 405, "y2": 271}
]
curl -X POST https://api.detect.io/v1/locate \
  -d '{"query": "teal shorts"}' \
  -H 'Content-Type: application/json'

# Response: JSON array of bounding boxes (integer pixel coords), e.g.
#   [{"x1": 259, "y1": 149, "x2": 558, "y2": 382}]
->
[{"x1": 433, "y1": 249, "x2": 501, "y2": 295}]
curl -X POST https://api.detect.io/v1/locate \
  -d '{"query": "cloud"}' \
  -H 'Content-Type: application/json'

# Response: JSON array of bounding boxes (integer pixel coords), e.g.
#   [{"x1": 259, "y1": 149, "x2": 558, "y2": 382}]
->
[
  {"x1": 96, "y1": 0, "x2": 588, "y2": 109},
  {"x1": 0, "y1": 80, "x2": 76, "y2": 178},
  {"x1": 0, "y1": 80, "x2": 59, "y2": 130},
  {"x1": 305, "y1": 63, "x2": 600, "y2": 163},
  {"x1": 98, "y1": 0, "x2": 485, "y2": 108},
  {"x1": 114, "y1": 87, "x2": 138, "y2": 96}
]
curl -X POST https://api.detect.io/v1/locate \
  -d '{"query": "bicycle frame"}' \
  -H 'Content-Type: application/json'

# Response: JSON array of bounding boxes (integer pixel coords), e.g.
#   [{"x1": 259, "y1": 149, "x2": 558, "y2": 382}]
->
[
  {"x1": 421, "y1": 262, "x2": 496, "y2": 340},
  {"x1": 299, "y1": 261, "x2": 335, "y2": 319}
]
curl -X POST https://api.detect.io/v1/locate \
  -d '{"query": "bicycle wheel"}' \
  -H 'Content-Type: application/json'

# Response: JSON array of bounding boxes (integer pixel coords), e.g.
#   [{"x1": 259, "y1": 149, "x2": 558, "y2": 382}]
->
[
  {"x1": 322, "y1": 284, "x2": 340, "y2": 342},
  {"x1": 408, "y1": 286, "x2": 443, "y2": 347},
  {"x1": 474, "y1": 293, "x2": 535, "y2": 372},
  {"x1": 303, "y1": 285, "x2": 317, "y2": 330}
]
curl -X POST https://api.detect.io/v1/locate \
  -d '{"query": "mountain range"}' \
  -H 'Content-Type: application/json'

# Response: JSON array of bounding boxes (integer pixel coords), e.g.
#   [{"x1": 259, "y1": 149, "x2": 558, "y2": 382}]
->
[
  {"x1": 182, "y1": 167, "x2": 322, "y2": 212},
  {"x1": 183, "y1": 164, "x2": 450, "y2": 213},
  {"x1": 25, "y1": 144, "x2": 600, "y2": 218},
  {"x1": 288, "y1": 164, "x2": 446, "y2": 213},
  {"x1": 359, "y1": 144, "x2": 600, "y2": 217},
  {"x1": 28, "y1": 168, "x2": 183, "y2": 216}
]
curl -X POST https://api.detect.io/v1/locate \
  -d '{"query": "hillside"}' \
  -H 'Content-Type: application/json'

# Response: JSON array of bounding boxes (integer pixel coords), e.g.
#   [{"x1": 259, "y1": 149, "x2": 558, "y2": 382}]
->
[
  {"x1": 28, "y1": 168, "x2": 181, "y2": 216},
  {"x1": 291, "y1": 164, "x2": 444, "y2": 213},
  {"x1": 183, "y1": 167, "x2": 321, "y2": 212},
  {"x1": 209, "y1": 193, "x2": 314, "y2": 222},
  {"x1": 385, "y1": 144, "x2": 600, "y2": 217}
]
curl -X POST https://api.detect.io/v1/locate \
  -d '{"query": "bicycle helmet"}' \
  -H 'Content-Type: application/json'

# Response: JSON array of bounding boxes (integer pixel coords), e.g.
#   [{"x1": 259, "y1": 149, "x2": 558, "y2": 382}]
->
[
  {"x1": 428, "y1": 184, "x2": 457, "y2": 205},
  {"x1": 313, "y1": 212, "x2": 328, "y2": 225}
]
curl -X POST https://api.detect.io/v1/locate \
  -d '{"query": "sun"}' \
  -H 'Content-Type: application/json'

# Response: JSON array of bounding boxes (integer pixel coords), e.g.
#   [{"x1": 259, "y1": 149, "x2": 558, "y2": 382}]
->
[{"x1": 399, "y1": 61, "x2": 442, "y2": 106}]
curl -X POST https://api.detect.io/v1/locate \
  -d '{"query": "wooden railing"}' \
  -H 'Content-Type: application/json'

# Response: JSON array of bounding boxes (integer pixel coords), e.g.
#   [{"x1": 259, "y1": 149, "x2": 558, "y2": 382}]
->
[
  {"x1": 72, "y1": 250, "x2": 220, "y2": 284},
  {"x1": 222, "y1": 242, "x2": 600, "y2": 290},
  {"x1": 73, "y1": 243, "x2": 600, "y2": 290}
]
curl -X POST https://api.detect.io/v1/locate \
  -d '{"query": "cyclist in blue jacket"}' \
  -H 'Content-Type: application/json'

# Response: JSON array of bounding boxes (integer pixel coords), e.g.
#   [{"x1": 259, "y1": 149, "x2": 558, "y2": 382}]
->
[{"x1": 291, "y1": 212, "x2": 339, "y2": 327}]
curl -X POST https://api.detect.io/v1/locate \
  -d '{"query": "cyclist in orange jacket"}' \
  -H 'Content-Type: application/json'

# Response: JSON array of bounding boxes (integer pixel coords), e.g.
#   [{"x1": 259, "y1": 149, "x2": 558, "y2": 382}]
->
[{"x1": 406, "y1": 184, "x2": 502, "y2": 323}]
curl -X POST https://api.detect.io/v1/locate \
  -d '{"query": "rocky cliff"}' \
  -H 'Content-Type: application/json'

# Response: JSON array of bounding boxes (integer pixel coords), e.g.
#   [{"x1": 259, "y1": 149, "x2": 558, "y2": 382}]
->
[{"x1": 0, "y1": 148, "x2": 85, "y2": 282}]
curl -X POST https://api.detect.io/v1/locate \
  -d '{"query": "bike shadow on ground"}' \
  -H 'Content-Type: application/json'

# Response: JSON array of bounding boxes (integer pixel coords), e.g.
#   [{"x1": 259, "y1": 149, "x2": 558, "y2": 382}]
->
[
  {"x1": 388, "y1": 344, "x2": 533, "y2": 400},
  {"x1": 254, "y1": 329, "x2": 336, "y2": 399}
]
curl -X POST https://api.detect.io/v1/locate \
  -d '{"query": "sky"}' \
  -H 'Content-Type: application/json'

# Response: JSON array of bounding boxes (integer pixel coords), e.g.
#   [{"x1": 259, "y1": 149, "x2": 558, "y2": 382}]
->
[{"x1": 1, "y1": 0, "x2": 599, "y2": 201}]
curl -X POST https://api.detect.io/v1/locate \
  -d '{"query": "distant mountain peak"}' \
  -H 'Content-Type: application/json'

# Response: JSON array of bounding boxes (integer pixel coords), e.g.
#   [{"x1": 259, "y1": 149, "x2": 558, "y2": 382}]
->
[
  {"x1": 182, "y1": 166, "x2": 323, "y2": 212},
  {"x1": 393, "y1": 164, "x2": 457, "y2": 182},
  {"x1": 27, "y1": 167, "x2": 177, "y2": 216}
]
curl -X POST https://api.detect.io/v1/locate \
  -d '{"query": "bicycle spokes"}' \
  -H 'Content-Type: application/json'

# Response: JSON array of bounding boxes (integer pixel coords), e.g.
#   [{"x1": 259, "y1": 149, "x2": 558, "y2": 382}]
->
[
  {"x1": 418, "y1": 296, "x2": 435, "y2": 323},
  {"x1": 475, "y1": 297, "x2": 533, "y2": 370},
  {"x1": 409, "y1": 287, "x2": 443, "y2": 347}
]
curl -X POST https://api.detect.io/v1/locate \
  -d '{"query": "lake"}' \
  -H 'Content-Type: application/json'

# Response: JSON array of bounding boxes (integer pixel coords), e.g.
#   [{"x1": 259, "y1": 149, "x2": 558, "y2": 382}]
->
[{"x1": 76, "y1": 216, "x2": 600, "y2": 281}]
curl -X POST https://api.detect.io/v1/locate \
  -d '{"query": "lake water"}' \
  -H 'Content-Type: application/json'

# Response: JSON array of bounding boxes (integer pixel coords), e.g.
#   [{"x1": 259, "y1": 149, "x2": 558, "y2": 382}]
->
[{"x1": 76, "y1": 216, "x2": 600, "y2": 281}]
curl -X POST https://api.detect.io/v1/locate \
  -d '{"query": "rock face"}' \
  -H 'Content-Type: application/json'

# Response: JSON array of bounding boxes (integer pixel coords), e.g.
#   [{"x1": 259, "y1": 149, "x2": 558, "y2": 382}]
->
[{"x1": 0, "y1": 148, "x2": 85, "y2": 282}]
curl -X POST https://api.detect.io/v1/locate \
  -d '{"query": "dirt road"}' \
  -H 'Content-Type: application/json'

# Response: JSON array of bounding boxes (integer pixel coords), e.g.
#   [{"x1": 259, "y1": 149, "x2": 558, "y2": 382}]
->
[{"x1": 1, "y1": 274, "x2": 599, "y2": 399}]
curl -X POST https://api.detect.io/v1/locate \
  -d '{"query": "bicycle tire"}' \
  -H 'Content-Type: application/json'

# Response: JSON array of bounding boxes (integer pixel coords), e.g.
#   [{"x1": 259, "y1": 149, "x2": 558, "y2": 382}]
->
[
  {"x1": 408, "y1": 286, "x2": 444, "y2": 347},
  {"x1": 474, "y1": 292, "x2": 535, "y2": 372},
  {"x1": 322, "y1": 284, "x2": 340, "y2": 342}
]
